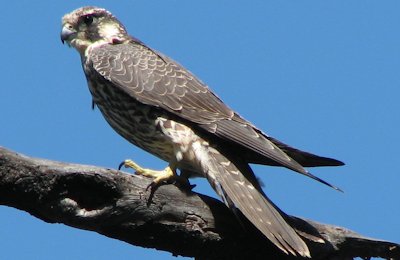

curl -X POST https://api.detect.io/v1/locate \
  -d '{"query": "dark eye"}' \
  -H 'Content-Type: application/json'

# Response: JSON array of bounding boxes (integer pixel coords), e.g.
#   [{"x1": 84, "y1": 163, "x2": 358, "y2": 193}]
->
[{"x1": 83, "y1": 14, "x2": 94, "y2": 25}]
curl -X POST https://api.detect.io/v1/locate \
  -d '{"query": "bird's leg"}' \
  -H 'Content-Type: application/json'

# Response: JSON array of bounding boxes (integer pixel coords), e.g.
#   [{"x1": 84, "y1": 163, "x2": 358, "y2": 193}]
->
[
  {"x1": 119, "y1": 159, "x2": 195, "y2": 191},
  {"x1": 119, "y1": 159, "x2": 177, "y2": 190}
]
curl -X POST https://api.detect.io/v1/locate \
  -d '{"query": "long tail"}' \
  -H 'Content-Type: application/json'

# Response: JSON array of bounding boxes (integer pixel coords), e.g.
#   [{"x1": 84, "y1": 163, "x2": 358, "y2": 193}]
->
[{"x1": 197, "y1": 145, "x2": 311, "y2": 257}]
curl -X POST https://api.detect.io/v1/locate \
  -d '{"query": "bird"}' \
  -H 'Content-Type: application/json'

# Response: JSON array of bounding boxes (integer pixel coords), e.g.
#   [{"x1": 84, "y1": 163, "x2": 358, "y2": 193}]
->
[{"x1": 61, "y1": 6, "x2": 344, "y2": 257}]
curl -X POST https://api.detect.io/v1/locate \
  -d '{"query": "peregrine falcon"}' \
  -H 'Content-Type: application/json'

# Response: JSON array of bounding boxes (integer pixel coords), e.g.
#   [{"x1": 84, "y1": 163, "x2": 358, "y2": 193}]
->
[{"x1": 61, "y1": 6, "x2": 343, "y2": 257}]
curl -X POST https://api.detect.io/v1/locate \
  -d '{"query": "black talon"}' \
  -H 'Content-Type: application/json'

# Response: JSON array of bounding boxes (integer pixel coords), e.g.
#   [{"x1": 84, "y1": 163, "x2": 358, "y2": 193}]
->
[
  {"x1": 118, "y1": 161, "x2": 125, "y2": 170},
  {"x1": 146, "y1": 181, "x2": 160, "y2": 192}
]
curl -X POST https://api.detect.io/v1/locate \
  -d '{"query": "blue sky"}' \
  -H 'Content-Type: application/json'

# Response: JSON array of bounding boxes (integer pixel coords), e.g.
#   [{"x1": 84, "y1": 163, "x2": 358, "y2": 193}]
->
[{"x1": 1, "y1": 1, "x2": 399, "y2": 259}]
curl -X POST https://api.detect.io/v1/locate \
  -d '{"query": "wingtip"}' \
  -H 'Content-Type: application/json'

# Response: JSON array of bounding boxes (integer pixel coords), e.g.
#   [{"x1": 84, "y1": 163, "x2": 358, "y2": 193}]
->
[
  {"x1": 320, "y1": 157, "x2": 345, "y2": 167},
  {"x1": 334, "y1": 185, "x2": 344, "y2": 193},
  {"x1": 334, "y1": 159, "x2": 345, "y2": 166},
  {"x1": 320, "y1": 177, "x2": 343, "y2": 193},
  {"x1": 321, "y1": 175, "x2": 343, "y2": 193},
  {"x1": 303, "y1": 169, "x2": 343, "y2": 192}
]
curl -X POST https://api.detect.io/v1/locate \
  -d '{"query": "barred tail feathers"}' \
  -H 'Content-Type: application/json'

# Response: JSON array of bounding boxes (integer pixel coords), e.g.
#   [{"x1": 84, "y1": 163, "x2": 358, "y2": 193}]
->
[{"x1": 195, "y1": 145, "x2": 310, "y2": 257}]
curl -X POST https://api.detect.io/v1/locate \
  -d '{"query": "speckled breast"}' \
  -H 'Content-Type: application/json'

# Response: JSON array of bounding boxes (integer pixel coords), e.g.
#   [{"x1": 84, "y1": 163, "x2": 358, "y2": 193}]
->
[{"x1": 86, "y1": 74, "x2": 175, "y2": 163}]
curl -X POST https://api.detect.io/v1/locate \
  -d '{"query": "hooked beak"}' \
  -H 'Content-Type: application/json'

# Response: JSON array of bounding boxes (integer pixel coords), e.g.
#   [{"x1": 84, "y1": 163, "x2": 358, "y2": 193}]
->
[{"x1": 60, "y1": 25, "x2": 76, "y2": 44}]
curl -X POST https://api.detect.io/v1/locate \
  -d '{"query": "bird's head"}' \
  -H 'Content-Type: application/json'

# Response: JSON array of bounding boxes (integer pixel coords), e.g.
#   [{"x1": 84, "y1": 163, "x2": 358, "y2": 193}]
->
[{"x1": 61, "y1": 6, "x2": 128, "y2": 54}]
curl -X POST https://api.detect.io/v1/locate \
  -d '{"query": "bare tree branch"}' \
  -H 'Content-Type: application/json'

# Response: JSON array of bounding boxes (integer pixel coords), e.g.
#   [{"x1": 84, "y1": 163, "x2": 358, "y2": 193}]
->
[{"x1": 0, "y1": 146, "x2": 398, "y2": 259}]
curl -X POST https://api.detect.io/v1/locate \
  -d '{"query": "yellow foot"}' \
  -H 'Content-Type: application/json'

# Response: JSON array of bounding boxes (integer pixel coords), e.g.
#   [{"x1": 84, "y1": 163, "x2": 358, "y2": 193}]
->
[{"x1": 119, "y1": 159, "x2": 176, "y2": 190}]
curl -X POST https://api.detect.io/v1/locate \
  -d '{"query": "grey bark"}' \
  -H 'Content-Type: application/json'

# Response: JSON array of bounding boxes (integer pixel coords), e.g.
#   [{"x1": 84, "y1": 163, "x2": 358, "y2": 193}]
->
[{"x1": 0, "y1": 146, "x2": 398, "y2": 259}]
